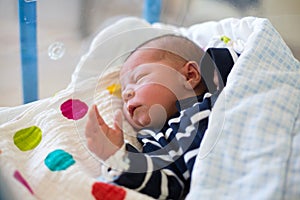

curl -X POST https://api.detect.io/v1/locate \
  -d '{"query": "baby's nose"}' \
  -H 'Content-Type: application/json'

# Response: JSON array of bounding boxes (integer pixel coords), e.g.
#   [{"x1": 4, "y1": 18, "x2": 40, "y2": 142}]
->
[{"x1": 122, "y1": 89, "x2": 135, "y2": 101}]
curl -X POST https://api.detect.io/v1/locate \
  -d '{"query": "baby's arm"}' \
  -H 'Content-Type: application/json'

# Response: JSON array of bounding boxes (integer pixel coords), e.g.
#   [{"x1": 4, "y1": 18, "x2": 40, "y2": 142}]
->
[
  {"x1": 112, "y1": 150, "x2": 185, "y2": 200},
  {"x1": 85, "y1": 105, "x2": 124, "y2": 160}
]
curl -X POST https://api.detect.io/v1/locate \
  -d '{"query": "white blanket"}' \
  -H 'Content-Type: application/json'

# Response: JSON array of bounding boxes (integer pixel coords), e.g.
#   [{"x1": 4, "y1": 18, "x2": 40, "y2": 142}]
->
[
  {"x1": 187, "y1": 18, "x2": 300, "y2": 200},
  {"x1": 0, "y1": 17, "x2": 299, "y2": 200}
]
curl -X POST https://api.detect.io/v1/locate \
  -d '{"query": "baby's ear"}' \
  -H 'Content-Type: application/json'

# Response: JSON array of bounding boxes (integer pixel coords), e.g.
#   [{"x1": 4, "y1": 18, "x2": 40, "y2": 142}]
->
[{"x1": 180, "y1": 61, "x2": 201, "y2": 90}]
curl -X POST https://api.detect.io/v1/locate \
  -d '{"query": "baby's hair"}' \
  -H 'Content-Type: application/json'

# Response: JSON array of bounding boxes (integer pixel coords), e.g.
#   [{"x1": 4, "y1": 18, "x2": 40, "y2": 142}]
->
[
  {"x1": 131, "y1": 34, "x2": 204, "y2": 65},
  {"x1": 125, "y1": 34, "x2": 218, "y2": 92}
]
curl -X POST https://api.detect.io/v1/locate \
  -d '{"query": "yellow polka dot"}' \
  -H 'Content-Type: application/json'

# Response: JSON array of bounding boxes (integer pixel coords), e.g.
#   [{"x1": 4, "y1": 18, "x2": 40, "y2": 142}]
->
[{"x1": 106, "y1": 84, "x2": 122, "y2": 98}]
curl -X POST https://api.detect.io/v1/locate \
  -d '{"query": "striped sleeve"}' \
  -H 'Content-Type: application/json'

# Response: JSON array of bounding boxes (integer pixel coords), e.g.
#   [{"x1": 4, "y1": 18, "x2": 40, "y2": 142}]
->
[{"x1": 114, "y1": 143, "x2": 185, "y2": 199}]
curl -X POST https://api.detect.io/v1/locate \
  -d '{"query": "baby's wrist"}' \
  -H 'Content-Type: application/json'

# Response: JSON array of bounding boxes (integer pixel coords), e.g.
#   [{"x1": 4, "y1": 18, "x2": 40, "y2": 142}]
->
[
  {"x1": 105, "y1": 143, "x2": 129, "y2": 170},
  {"x1": 101, "y1": 143, "x2": 130, "y2": 182}
]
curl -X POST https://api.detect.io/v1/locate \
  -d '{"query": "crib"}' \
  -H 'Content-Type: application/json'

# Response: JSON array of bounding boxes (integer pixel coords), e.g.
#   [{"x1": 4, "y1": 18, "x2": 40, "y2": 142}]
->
[{"x1": 1, "y1": 1, "x2": 300, "y2": 200}]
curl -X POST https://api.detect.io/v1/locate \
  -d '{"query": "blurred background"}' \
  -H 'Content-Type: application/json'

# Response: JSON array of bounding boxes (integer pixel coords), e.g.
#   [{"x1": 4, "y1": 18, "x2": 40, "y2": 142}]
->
[{"x1": 0, "y1": 0, "x2": 299, "y2": 106}]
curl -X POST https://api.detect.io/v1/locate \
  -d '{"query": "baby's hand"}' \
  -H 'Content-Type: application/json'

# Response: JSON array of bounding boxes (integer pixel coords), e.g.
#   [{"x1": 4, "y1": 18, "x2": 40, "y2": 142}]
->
[{"x1": 85, "y1": 105, "x2": 124, "y2": 160}]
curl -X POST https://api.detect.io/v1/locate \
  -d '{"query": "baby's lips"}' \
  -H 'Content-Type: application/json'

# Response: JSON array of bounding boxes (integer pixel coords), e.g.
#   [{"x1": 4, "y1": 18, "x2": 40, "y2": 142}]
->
[{"x1": 127, "y1": 105, "x2": 137, "y2": 117}]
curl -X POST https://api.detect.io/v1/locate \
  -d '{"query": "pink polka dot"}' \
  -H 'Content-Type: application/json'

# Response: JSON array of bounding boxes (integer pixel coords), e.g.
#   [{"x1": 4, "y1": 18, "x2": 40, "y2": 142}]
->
[
  {"x1": 60, "y1": 99, "x2": 88, "y2": 120},
  {"x1": 14, "y1": 170, "x2": 34, "y2": 195}
]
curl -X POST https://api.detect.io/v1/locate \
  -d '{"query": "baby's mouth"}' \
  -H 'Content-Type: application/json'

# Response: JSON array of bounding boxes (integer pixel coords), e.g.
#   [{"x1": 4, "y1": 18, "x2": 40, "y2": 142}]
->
[{"x1": 128, "y1": 105, "x2": 138, "y2": 118}]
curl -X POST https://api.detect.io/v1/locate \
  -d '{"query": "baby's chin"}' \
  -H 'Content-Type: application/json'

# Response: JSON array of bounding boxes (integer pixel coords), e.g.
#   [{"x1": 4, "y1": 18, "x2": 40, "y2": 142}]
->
[
  {"x1": 122, "y1": 112, "x2": 145, "y2": 131},
  {"x1": 132, "y1": 115, "x2": 150, "y2": 130},
  {"x1": 129, "y1": 104, "x2": 167, "y2": 132}
]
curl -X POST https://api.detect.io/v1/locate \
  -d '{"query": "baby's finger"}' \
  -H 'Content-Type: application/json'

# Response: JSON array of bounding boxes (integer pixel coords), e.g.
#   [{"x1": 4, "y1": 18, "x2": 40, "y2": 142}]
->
[
  {"x1": 113, "y1": 109, "x2": 123, "y2": 133},
  {"x1": 87, "y1": 106, "x2": 99, "y2": 129},
  {"x1": 93, "y1": 105, "x2": 103, "y2": 124},
  {"x1": 93, "y1": 105, "x2": 109, "y2": 133}
]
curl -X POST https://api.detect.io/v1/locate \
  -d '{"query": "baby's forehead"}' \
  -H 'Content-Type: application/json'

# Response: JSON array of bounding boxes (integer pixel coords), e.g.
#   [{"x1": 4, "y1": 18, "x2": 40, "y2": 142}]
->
[
  {"x1": 121, "y1": 49, "x2": 163, "y2": 71},
  {"x1": 128, "y1": 48, "x2": 167, "y2": 62}
]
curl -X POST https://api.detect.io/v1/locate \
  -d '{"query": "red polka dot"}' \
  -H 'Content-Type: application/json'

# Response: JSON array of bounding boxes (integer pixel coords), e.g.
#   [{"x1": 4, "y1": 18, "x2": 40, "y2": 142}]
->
[
  {"x1": 92, "y1": 182, "x2": 126, "y2": 200},
  {"x1": 60, "y1": 99, "x2": 88, "y2": 120}
]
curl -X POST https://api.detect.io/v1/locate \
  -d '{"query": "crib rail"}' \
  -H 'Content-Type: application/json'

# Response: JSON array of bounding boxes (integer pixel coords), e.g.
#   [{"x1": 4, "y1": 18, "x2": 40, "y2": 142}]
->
[
  {"x1": 18, "y1": 0, "x2": 161, "y2": 104},
  {"x1": 18, "y1": 0, "x2": 38, "y2": 104}
]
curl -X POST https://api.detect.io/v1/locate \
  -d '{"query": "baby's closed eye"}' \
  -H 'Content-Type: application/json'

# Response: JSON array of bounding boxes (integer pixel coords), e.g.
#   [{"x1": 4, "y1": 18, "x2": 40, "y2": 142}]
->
[{"x1": 134, "y1": 73, "x2": 149, "y2": 83}]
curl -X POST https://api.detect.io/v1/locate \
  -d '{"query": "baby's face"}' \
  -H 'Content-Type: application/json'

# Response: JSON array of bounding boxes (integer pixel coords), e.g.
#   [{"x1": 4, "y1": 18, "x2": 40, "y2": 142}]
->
[{"x1": 120, "y1": 50, "x2": 187, "y2": 131}]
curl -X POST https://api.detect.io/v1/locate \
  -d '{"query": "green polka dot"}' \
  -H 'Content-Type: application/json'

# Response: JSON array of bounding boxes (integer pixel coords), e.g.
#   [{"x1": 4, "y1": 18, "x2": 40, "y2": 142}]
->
[
  {"x1": 44, "y1": 149, "x2": 75, "y2": 171},
  {"x1": 13, "y1": 126, "x2": 42, "y2": 151},
  {"x1": 221, "y1": 35, "x2": 231, "y2": 44}
]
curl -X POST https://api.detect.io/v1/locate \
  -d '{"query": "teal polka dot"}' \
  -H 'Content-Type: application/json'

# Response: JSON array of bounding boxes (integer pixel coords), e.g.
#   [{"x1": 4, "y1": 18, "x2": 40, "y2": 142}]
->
[{"x1": 44, "y1": 149, "x2": 75, "y2": 171}]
